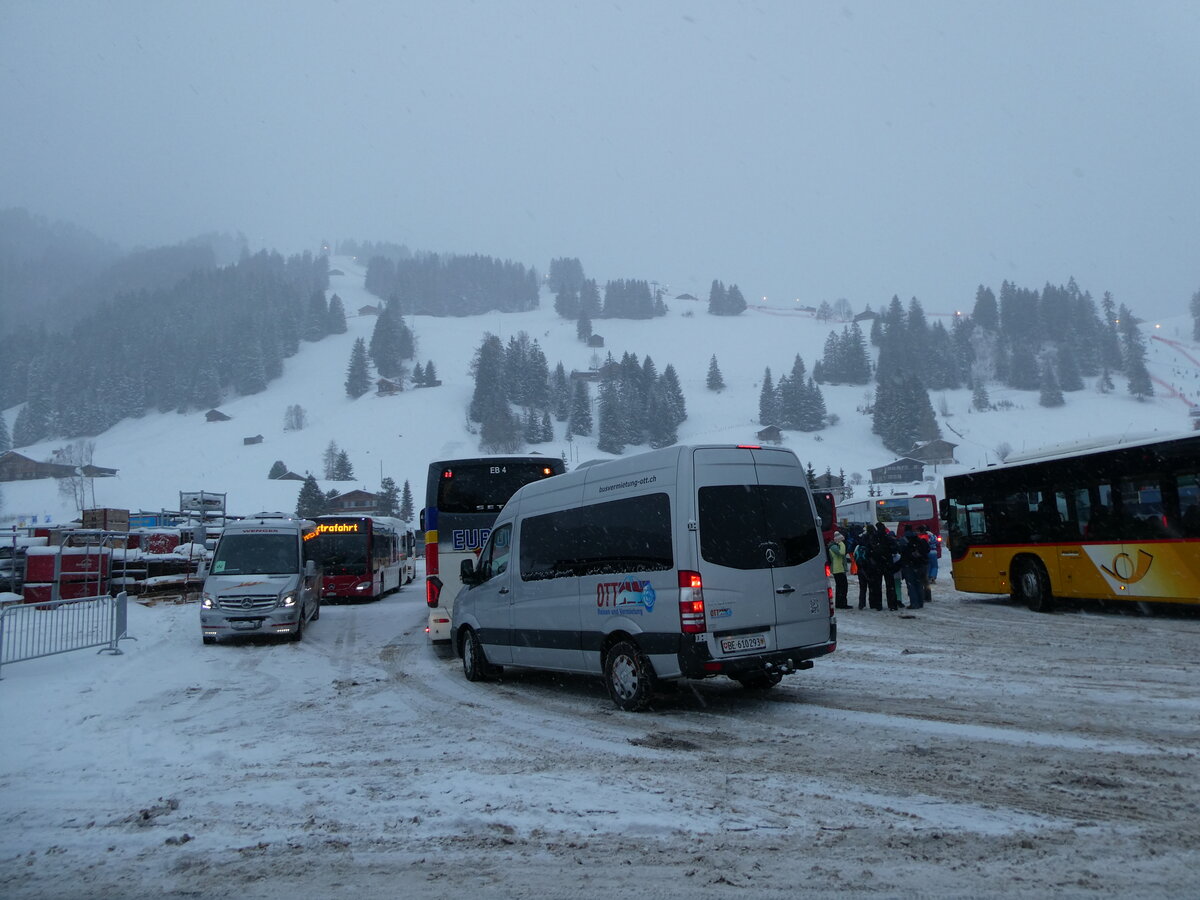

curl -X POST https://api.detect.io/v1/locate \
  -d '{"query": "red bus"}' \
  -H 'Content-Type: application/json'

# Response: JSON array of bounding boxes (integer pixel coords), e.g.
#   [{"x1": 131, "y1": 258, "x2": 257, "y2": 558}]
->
[
  {"x1": 312, "y1": 516, "x2": 405, "y2": 602},
  {"x1": 837, "y1": 493, "x2": 942, "y2": 556},
  {"x1": 815, "y1": 491, "x2": 837, "y2": 546}
]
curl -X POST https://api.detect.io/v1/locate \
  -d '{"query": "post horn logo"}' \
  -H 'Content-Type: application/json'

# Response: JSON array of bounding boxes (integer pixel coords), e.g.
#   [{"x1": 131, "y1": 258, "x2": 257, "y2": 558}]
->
[{"x1": 1101, "y1": 549, "x2": 1153, "y2": 584}]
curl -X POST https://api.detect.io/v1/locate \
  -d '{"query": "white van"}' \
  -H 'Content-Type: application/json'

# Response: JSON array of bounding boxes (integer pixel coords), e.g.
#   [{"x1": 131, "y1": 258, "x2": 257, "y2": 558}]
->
[
  {"x1": 453, "y1": 445, "x2": 835, "y2": 710},
  {"x1": 199, "y1": 514, "x2": 322, "y2": 644}
]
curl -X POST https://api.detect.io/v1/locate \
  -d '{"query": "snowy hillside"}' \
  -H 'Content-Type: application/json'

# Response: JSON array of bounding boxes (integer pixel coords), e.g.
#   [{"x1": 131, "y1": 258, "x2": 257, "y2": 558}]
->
[{"x1": 3, "y1": 256, "x2": 1196, "y2": 525}]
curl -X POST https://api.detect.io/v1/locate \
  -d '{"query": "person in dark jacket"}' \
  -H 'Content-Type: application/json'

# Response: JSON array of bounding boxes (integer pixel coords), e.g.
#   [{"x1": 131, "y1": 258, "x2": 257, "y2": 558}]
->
[
  {"x1": 866, "y1": 522, "x2": 896, "y2": 611},
  {"x1": 900, "y1": 529, "x2": 930, "y2": 609}
]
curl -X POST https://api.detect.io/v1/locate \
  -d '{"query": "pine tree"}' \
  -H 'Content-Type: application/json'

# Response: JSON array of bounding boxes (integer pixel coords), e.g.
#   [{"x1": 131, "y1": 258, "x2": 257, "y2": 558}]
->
[
  {"x1": 596, "y1": 379, "x2": 624, "y2": 454},
  {"x1": 0, "y1": 410, "x2": 11, "y2": 452},
  {"x1": 296, "y1": 475, "x2": 327, "y2": 517},
  {"x1": 726, "y1": 284, "x2": 747, "y2": 315},
  {"x1": 1056, "y1": 342, "x2": 1084, "y2": 391},
  {"x1": 268, "y1": 460, "x2": 288, "y2": 479},
  {"x1": 971, "y1": 380, "x2": 991, "y2": 411},
  {"x1": 568, "y1": 379, "x2": 592, "y2": 435},
  {"x1": 759, "y1": 368, "x2": 779, "y2": 426},
  {"x1": 345, "y1": 337, "x2": 371, "y2": 398},
  {"x1": 323, "y1": 441, "x2": 339, "y2": 479},
  {"x1": 333, "y1": 449, "x2": 355, "y2": 480},
  {"x1": 399, "y1": 479, "x2": 415, "y2": 523},
  {"x1": 551, "y1": 362, "x2": 571, "y2": 421},
  {"x1": 660, "y1": 364, "x2": 687, "y2": 427},
  {"x1": 369, "y1": 305, "x2": 407, "y2": 377},
  {"x1": 424, "y1": 361, "x2": 438, "y2": 384},
  {"x1": 706, "y1": 355, "x2": 725, "y2": 391},
  {"x1": 799, "y1": 377, "x2": 827, "y2": 431},
  {"x1": 377, "y1": 476, "x2": 399, "y2": 517},
  {"x1": 540, "y1": 409, "x2": 554, "y2": 443},
  {"x1": 577, "y1": 307, "x2": 593, "y2": 342},
  {"x1": 706, "y1": 280, "x2": 727, "y2": 315},
  {"x1": 1098, "y1": 366, "x2": 1115, "y2": 393},
  {"x1": 304, "y1": 290, "x2": 329, "y2": 342},
  {"x1": 327, "y1": 293, "x2": 348, "y2": 334},
  {"x1": 646, "y1": 381, "x2": 678, "y2": 448},
  {"x1": 1038, "y1": 359, "x2": 1065, "y2": 407}
]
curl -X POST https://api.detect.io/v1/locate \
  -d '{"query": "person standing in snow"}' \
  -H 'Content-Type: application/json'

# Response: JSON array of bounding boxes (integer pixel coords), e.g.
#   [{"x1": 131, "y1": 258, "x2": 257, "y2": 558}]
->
[
  {"x1": 828, "y1": 531, "x2": 849, "y2": 609},
  {"x1": 899, "y1": 529, "x2": 930, "y2": 610}
]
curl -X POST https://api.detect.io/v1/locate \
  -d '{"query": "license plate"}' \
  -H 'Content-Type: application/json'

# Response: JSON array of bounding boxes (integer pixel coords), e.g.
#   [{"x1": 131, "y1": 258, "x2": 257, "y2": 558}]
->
[
  {"x1": 230, "y1": 620, "x2": 259, "y2": 631},
  {"x1": 720, "y1": 634, "x2": 767, "y2": 654}
]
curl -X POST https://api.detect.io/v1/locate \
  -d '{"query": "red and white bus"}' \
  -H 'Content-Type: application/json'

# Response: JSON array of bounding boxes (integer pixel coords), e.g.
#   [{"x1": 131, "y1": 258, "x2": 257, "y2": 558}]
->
[
  {"x1": 312, "y1": 515, "x2": 405, "y2": 602},
  {"x1": 423, "y1": 456, "x2": 565, "y2": 640},
  {"x1": 837, "y1": 493, "x2": 942, "y2": 556},
  {"x1": 815, "y1": 491, "x2": 837, "y2": 546}
]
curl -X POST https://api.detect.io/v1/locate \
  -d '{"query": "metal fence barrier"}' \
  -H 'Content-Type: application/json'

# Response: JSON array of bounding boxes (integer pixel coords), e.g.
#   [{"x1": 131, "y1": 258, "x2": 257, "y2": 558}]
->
[{"x1": 0, "y1": 592, "x2": 131, "y2": 679}]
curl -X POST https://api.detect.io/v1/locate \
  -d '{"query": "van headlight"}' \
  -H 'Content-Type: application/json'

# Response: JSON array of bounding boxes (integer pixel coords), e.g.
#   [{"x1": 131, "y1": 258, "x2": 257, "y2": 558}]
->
[
  {"x1": 279, "y1": 591, "x2": 297, "y2": 608},
  {"x1": 201, "y1": 593, "x2": 217, "y2": 609}
]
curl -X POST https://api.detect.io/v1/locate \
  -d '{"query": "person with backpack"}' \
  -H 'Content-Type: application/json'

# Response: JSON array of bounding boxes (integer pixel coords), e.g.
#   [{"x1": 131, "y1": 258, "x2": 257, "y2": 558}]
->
[
  {"x1": 865, "y1": 522, "x2": 902, "y2": 611},
  {"x1": 900, "y1": 528, "x2": 931, "y2": 610},
  {"x1": 853, "y1": 530, "x2": 871, "y2": 609},
  {"x1": 828, "y1": 531, "x2": 850, "y2": 609}
]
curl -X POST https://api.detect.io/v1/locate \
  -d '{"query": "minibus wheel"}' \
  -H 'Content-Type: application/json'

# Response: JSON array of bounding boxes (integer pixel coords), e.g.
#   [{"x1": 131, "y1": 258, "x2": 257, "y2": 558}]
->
[
  {"x1": 461, "y1": 627, "x2": 496, "y2": 681},
  {"x1": 290, "y1": 613, "x2": 305, "y2": 642},
  {"x1": 604, "y1": 640, "x2": 655, "y2": 711}
]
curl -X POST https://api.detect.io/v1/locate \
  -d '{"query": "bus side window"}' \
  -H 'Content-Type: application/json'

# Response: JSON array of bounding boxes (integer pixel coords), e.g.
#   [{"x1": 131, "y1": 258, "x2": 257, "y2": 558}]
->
[{"x1": 1177, "y1": 474, "x2": 1200, "y2": 537}]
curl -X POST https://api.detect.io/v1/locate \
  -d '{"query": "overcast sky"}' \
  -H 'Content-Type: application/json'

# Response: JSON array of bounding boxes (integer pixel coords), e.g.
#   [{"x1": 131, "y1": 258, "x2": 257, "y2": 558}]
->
[{"x1": 2, "y1": 0, "x2": 1197, "y2": 318}]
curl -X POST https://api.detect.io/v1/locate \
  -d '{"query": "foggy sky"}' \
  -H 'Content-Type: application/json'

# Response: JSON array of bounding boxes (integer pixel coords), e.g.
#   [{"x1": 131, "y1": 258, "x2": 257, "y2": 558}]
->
[{"x1": 2, "y1": 0, "x2": 1197, "y2": 318}]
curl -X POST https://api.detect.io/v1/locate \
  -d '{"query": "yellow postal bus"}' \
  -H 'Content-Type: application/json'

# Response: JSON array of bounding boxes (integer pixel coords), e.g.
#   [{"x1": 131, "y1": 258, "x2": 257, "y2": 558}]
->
[{"x1": 942, "y1": 433, "x2": 1200, "y2": 611}]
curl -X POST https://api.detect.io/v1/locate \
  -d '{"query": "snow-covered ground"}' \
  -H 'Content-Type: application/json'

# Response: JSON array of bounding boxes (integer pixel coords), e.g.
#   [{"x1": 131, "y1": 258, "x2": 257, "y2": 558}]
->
[
  {"x1": 1, "y1": 574, "x2": 1198, "y2": 898},
  {"x1": 2, "y1": 256, "x2": 1196, "y2": 528},
  {"x1": 2, "y1": 258, "x2": 1199, "y2": 897}
]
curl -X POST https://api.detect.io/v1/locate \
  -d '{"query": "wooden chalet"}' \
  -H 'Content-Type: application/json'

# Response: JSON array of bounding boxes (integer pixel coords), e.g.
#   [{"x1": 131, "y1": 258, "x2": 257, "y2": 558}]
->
[
  {"x1": 205, "y1": 409, "x2": 231, "y2": 422},
  {"x1": 908, "y1": 439, "x2": 958, "y2": 465},
  {"x1": 326, "y1": 490, "x2": 381, "y2": 515},
  {"x1": 869, "y1": 457, "x2": 926, "y2": 484},
  {"x1": 756, "y1": 425, "x2": 783, "y2": 444},
  {"x1": 0, "y1": 451, "x2": 119, "y2": 483}
]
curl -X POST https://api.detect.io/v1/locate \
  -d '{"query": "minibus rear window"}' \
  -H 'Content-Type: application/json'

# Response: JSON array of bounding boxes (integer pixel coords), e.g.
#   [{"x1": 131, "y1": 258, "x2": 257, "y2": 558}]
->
[{"x1": 698, "y1": 485, "x2": 820, "y2": 569}]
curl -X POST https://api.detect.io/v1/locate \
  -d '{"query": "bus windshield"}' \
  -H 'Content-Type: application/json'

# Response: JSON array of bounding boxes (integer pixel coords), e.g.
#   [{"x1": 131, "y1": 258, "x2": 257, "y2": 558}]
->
[
  {"x1": 211, "y1": 534, "x2": 297, "y2": 576},
  {"x1": 437, "y1": 462, "x2": 561, "y2": 514},
  {"x1": 314, "y1": 531, "x2": 369, "y2": 575}
]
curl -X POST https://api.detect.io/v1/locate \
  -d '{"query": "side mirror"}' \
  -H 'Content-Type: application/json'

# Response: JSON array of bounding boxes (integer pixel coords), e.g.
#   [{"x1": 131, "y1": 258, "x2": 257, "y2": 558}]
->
[
  {"x1": 305, "y1": 559, "x2": 317, "y2": 577},
  {"x1": 460, "y1": 557, "x2": 478, "y2": 587},
  {"x1": 938, "y1": 499, "x2": 951, "y2": 521}
]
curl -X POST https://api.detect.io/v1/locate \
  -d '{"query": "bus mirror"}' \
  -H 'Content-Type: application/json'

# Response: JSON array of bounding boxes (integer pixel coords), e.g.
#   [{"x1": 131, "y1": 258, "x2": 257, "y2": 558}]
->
[
  {"x1": 460, "y1": 558, "x2": 478, "y2": 586},
  {"x1": 938, "y1": 499, "x2": 950, "y2": 520}
]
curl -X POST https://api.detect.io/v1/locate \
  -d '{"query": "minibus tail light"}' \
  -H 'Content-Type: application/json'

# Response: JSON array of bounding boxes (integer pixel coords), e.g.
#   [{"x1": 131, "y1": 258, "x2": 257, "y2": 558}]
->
[{"x1": 678, "y1": 570, "x2": 706, "y2": 634}]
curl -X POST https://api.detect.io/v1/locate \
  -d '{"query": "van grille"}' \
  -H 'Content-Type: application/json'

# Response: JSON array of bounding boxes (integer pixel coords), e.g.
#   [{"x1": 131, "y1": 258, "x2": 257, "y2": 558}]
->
[{"x1": 218, "y1": 595, "x2": 278, "y2": 612}]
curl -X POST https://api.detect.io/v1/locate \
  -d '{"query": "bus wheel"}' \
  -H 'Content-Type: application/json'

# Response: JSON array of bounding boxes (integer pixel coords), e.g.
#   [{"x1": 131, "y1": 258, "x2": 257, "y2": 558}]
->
[
  {"x1": 461, "y1": 628, "x2": 494, "y2": 682},
  {"x1": 1014, "y1": 558, "x2": 1053, "y2": 612},
  {"x1": 734, "y1": 670, "x2": 783, "y2": 690},
  {"x1": 604, "y1": 640, "x2": 656, "y2": 711}
]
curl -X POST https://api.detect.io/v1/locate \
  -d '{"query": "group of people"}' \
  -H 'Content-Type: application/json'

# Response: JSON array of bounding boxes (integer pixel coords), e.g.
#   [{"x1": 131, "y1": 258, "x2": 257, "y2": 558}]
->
[{"x1": 826, "y1": 521, "x2": 935, "y2": 612}]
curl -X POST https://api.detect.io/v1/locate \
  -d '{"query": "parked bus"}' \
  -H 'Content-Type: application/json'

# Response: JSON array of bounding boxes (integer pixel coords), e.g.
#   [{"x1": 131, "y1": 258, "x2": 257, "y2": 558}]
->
[
  {"x1": 815, "y1": 491, "x2": 837, "y2": 546},
  {"x1": 424, "y1": 456, "x2": 566, "y2": 640},
  {"x1": 312, "y1": 515, "x2": 405, "y2": 602},
  {"x1": 838, "y1": 493, "x2": 942, "y2": 556},
  {"x1": 942, "y1": 433, "x2": 1200, "y2": 611}
]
